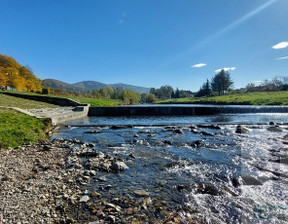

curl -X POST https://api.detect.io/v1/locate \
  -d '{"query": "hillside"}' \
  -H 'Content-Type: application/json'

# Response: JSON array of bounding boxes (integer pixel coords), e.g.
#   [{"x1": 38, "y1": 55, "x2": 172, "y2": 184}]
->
[
  {"x1": 42, "y1": 79, "x2": 150, "y2": 94},
  {"x1": 73, "y1": 81, "x2": 107, "y2": 90}
]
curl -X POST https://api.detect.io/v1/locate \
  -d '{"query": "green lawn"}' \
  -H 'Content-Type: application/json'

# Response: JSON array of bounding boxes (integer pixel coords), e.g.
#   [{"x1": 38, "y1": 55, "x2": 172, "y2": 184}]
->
[
  {"x1": 0, "y1": 93, "x2": 57, "y2": 109},
  {"x1": 0, "y1": 108, "x2": 51, "y2": 149},
  {"x1": 1, "y1": 91, "x2": 123, "y2": 107},
  {"x1": 157, "y1": 91, "x2": 288, "y2": 105},
  {"x1": 68, "y1": 96, "x2": 122, "y2": 106}
]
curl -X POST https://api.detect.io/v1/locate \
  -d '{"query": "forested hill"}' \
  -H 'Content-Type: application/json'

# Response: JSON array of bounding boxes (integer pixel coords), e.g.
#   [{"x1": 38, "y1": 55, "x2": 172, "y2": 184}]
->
[
  {"x1": 42, "y1": 79, "x2": 150, "y2": 94},
  {"x1": 0, "y1": 54, "x2": 42, "y2": 92}
]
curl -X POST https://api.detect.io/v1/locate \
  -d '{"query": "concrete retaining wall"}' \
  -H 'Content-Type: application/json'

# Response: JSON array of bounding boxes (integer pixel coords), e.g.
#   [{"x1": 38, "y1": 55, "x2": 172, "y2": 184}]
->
[
  {"x1": 50, "y1": 106, "x2": 90, "y2": 124},
  {"x1": 88, "y1": 105, "x2": 288, "y2": 116},
  {"x1": 0, "y1": 92, "x2": 86, "y2": 107}
]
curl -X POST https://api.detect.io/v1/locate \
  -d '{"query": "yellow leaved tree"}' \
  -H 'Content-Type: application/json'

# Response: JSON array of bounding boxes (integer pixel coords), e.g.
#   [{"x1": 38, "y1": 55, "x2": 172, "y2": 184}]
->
[{"x1": 0, "y1": 54, "x2": 42, "y2": 92}]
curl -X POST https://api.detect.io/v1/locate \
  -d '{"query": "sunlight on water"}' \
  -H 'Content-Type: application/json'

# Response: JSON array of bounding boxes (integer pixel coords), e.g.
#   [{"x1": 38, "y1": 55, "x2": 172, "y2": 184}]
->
[{"x1": 53, "y1": 113, "x2": 288, "y2": 223}]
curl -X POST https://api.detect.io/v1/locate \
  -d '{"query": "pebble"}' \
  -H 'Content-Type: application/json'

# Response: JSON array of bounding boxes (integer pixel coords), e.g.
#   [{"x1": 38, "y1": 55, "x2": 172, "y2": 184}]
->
[
  {"x1": 134, "y1": 190, "x2": 150, "y2": 197},
  {"x1": 79, "y1": 195, "x2": 90, "y2": 203}
]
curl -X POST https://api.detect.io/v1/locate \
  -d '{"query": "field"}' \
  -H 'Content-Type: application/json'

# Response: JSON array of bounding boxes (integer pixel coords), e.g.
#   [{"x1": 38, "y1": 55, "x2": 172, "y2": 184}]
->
[
  {"x1": 68, "y1": 96, "x2": 122, "y2": 106},
  {"x1": 0, "y1": 93, "x2": 57, "y2": 109},
  {"x1": 157, "y1": 91, "x2": 288, "y2": 105},
  {"x1": 0, "y1": 108, "x2": 51, "y2": 149},
  {"x1": 1, "y1": 91, "x2": 123, "y2": 107}
]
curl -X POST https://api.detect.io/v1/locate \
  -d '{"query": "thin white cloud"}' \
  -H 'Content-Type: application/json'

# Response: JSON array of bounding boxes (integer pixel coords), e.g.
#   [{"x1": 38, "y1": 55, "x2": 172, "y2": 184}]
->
[
  {"x1": 253, "y1": 80, "x2": 263, "y2": 84},
  {"x1": 191, "y1": 63, "x2": 207, "y2": 68},
  {"x1": 272, "y1": 42, "x2": 288, "y2": 49},
  {"x1": 276, "y1": 56, "x2": 288, "y2": 60},
  {"x1": 215, "y1": 67, "x2": 236, "y2": 73}
]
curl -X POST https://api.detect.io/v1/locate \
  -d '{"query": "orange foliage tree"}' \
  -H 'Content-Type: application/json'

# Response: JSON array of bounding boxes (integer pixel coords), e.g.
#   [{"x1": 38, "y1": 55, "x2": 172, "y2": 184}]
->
[{"x1": 0, "y1": 54, "x2": 42, "y2": 92}]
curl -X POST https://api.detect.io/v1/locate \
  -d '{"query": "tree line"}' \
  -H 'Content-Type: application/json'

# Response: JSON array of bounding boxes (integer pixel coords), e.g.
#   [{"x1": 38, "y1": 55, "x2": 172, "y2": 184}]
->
[
  {"x1": 150, "y1": 85, "x2": 193, "y2": 100},
  {"x1": 45, "y1": 86, "x2": 158, "y2": 105},
  {"x1": 87, "y1": 86, "x2": 158, "y2": 105},
  {"x1": 0, "y1": 54, "x2": 42, "y2": 92},
  {"x1": 245, "y1": 76, "x2": 288, "y2": 92}
]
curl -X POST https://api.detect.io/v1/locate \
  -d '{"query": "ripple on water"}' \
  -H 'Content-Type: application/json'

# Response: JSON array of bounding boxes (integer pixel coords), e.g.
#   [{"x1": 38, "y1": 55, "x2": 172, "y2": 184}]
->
[{"x1": 53, "y1": 115, "x2": 288, "y2": 223}]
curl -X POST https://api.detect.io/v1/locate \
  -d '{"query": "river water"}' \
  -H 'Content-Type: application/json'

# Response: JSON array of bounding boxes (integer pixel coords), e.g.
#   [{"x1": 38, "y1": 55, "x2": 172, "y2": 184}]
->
[{"x1": 53, "y1": 113, "x2": 288, "y2": 223}]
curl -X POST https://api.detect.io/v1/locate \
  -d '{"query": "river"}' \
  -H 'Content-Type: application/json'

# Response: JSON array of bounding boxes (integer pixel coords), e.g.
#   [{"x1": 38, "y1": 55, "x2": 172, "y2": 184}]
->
[{"x1": 53, "y1": 113, "x2": 288, "y2": 223}]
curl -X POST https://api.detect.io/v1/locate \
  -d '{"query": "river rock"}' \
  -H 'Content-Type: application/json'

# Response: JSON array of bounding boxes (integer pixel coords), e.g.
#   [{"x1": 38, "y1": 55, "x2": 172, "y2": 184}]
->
[
  {"x1": 197, "y1": 183, "x2": 222, "y2": 195},
  {"x1": 197, "y1": 124, "x2": 221, "y2": 129},
  {"x1": 134, "y1": 190, "x2": 150, "y2": 196},
  {"x1": 79, "y1": 195, "x2": 90, "y2": 203},
  {"x1": 174, "y1": 129, "x2": 184, "y2": 134},
  {"x1": 163, "y1": 126, "x2": 175, "y2": 132},
  {"x1": 235, "y1": 125, "x2": 249, "y2": 134},
  {"x1": 267, "y1": 126, "x2": 282, "y2": 132},
  {"x1": 190, "y1": 128, "x2": 199, "y2": 134},
  {"x1": 200, "y1": 131, "x2": 214, "y2": 136},
  {"x1": 241, "y1": 175, "x2": 262, "y2": 185},
  {"x1": 111, "y1": 161, "x2": 129, "y2": 172}
]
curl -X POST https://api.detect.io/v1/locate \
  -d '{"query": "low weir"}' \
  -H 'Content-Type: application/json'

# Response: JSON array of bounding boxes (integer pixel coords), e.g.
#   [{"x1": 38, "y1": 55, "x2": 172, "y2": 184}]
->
[{"x1": 88, "y1": 105, "x2": 288, "y2": 116}]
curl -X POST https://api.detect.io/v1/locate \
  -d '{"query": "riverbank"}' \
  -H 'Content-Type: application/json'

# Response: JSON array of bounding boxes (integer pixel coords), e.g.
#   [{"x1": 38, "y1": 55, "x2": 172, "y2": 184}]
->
[
  {"x1": 157, "y1": 91, "x2": 288, "y2": 105},
  {"x1": 0, "y1": 138, "x2": 187, "y2": 224},
  {"x1": 0, "y1": 108, "x2": 52, "y2": 149}
]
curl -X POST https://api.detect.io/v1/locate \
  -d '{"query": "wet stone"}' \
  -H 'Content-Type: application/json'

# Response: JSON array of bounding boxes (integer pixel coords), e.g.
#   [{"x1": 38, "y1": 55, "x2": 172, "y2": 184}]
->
[
  {"x1": 111, "y1": 161, "x2": 129, "y2": 172},
  {"x1": 79, "y1": 195, "x2": 90, "y2": 203},
  {"x1": 235, "y1": 125, "x2": 249, "y2": 134},
  {"x1": 134, "y1": 190, "x2": 150, "y2": 197},
  {"x1": 267, "y1": 126, "x2": 282, "y2": 132}
]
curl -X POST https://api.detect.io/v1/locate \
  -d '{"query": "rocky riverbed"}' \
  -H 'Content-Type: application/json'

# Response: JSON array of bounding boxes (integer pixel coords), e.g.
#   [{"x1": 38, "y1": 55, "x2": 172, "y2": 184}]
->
[
  {"x1": 0, "y1": 138, "x2": 189, "y2": 224},
  {"x1": 2, "y1": 117, "x2": 288, "y2": 223}
]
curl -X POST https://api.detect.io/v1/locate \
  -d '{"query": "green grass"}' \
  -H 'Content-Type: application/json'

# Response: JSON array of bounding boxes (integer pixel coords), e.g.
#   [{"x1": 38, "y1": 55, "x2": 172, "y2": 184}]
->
[
  {"x1": 2, "y1": 91, "x2": 123, "y2": 107},
  {"x1": 157, "y1": 91, "x2": 288, "y2": 105},
  {"x1": 0, "y1": 108, "x2": 51, "y2": 149},
  {"x1": 68, "y1": 96, "x2": 123, "y2": 106},
  {"x1": 0, "y1": 93, "x2": 57, "y2": 109}
]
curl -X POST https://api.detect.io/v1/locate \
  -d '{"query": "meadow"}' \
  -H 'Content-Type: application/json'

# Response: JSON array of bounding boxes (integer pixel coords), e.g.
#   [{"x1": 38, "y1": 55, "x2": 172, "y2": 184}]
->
[{"x1": 157, "y1": 91, "x2": 288, "y2": 105}]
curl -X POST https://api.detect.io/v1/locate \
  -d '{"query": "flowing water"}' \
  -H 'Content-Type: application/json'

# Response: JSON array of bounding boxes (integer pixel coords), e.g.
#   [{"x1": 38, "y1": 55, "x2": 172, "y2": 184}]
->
[{"x1": 53, "y1": 113, "x2": 288, "y2": 223}]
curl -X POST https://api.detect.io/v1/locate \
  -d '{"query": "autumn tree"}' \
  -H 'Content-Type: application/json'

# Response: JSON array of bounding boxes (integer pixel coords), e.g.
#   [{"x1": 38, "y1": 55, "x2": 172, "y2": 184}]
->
[{"x1": 0, "y1": 54, "x2": 42, "y2": 92}]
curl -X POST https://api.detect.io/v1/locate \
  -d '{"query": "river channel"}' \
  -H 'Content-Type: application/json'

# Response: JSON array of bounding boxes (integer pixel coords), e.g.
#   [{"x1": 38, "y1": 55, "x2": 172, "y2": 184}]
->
[{"x1": 53, "y1": 113, "x2": 288, "y2": 223}]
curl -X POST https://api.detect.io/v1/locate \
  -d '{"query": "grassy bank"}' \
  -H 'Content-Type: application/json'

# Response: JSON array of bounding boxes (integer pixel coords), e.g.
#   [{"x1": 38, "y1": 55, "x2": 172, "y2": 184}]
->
[
  {"x1": 157, "y1": 91, "x2": 288, "y2": 105},
  {"x1": 0, "y1": 93, "x2": 57, "y2": 109},
  {"x1": 0, "y1": 108, "x2": 51, "y2": 149},
  {"x1": 1, "y1": 91, "x2": 123, "y2": 106},
  {"x1": 68, "y1": 96, "x2": 122, "y2": 106}
]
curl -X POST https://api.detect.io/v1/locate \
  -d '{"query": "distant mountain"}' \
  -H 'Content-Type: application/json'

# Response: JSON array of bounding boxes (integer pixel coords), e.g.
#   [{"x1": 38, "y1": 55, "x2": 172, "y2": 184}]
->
[
  {"x1": 42, "y1": 79, "x2": 150, "y2": 94},
  {"x1": 73, "y1": 81, "x2": 107, "y2": 90},
  {"x1": 110, "y1": 83, "x2": 150, "y2": 94},
  {"x1": 42, "y1": 79, "x2": 84, "y2": 92}
]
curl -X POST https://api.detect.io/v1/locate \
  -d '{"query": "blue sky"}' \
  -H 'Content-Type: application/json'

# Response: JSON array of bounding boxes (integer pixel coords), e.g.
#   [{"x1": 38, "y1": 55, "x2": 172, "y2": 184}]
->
[{"x1": 0, "y1": 0, "x2": 287, "y2": 91}]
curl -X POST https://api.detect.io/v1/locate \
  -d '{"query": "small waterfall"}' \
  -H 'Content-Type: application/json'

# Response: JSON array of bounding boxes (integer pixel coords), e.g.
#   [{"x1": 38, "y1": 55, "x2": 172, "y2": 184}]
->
[{"x1": 88, "y1": 105, "x2": 288, "y2": 116}]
